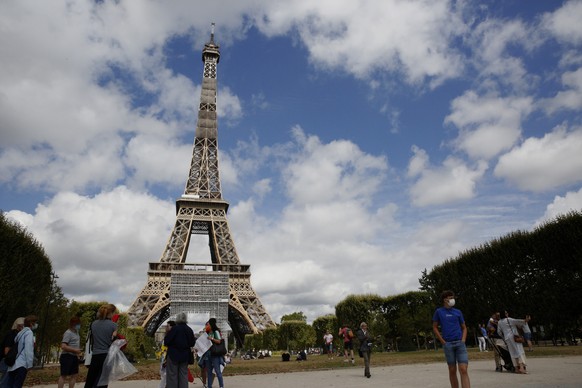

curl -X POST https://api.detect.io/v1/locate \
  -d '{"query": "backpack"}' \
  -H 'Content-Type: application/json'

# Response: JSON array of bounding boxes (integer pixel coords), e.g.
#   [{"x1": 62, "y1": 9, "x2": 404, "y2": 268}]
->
[
  {"x1": 4, "y1": 339, "x2": 19, "y2": 367},
  {"x1": 347, "y1": 329, "x2": 354, "y2": 339}
]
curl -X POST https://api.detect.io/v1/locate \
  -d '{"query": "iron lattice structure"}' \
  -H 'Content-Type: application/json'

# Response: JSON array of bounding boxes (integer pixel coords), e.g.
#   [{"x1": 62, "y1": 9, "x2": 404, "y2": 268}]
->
[{"x1": 127, "y1": 26, "x2": 275, "y2": 344}]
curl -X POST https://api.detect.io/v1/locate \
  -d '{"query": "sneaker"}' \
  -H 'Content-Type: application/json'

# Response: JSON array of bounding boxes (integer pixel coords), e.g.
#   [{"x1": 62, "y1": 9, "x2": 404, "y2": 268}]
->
[{"x1": 351, "y1": 359, "x2": 355, "y2": 364}]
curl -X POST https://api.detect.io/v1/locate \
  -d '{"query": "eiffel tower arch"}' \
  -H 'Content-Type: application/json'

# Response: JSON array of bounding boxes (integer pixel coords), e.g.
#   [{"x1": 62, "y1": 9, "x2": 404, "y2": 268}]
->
[{"x1": 127, "y1": 25, "x2": 275, "y2": 344}]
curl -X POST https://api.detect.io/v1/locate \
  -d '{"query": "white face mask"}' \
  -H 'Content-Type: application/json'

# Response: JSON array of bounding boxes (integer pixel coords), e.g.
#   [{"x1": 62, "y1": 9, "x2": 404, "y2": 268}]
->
[
  {"x1": 447, "y1": 298, "x2": 456, "y2": 307},
  {"x1": 32, "y1": 323, "x2": 39, "y2": 330}
]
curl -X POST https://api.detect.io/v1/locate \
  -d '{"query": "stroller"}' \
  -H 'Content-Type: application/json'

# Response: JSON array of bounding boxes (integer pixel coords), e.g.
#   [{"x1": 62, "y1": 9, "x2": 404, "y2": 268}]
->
[{"x1": 487, "y1": 337, "x2": 514, "y2": 372}]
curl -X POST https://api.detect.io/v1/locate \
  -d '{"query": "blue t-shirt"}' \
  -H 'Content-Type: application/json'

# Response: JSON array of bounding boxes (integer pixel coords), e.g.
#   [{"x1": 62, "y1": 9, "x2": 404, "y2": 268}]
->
[{"x1": 433, "y1": 307, "x2": 465, "y2": 341}]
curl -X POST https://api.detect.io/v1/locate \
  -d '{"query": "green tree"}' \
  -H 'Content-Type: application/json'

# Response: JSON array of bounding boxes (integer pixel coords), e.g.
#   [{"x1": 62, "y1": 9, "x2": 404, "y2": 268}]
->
[
  {"x1": 278, "y1": 321, "x2": 315, "y2": 351},
  {"x1": 262, "y1": 326, "x2": 279, "y2": 350},
  {"x1": 280, "y1": 312, "x2": 307, "y2": 323},
  {"x1": 0, "y1": 212, "x2": 56, "y2": 357},
  {"x1": 312, "y1": 314, "x2": 338, "y2": 349}
]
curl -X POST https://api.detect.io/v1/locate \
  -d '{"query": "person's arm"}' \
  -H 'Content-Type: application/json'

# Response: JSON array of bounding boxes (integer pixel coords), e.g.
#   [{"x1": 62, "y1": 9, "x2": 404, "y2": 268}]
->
[
  {"x1": 461, "y1": 322, "x2": 467, "y2": 342},
  {"x1": 433, "y1": 321, "x2": 445, "y2": 345},
  {"x1": 61, "y1": 342, "x2": 82, "y2": 354},
  {"x1": 24, "y1": 332, "x2": 34, "y2": 369},
  {"x1": 210, "y1": 331, "x2": 222, "y2": 344}
]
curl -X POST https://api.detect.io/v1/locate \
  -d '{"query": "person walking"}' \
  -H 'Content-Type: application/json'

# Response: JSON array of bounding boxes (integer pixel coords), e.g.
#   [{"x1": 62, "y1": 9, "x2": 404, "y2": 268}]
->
[
  {"x1": 205, "y1": 318, "x2": 225, "y2": 388},
  {"x1": 338, "y1": 323, "x2": 355, "y2": 364},
  {"x1": 5, "y1": 315, "x2": 38, "y2": 388},
  {"x1": 58, "y1": 317, "x2": 83, "y2": 388},
  {"x1": 164, "y1": 313, "x2": 195, "y2": 388},
  {"x1": 477, "y1": 324, "x2": 487, "y2": 352},
  {"x1": 159, "y1": 321, "x2": 175, "y2": 388},
  {"x1": 356, "y1": 322, "x2": 373, "y2": 378},
  {"x1": 84, "y1": 304, "x2": 117, "y2": 388},
  {"x1": 432, "y1": 290, "x2": 471, "y2": 388},
  {"x1": 323, "y1": 331, "x2": 333, "y2": 359}
]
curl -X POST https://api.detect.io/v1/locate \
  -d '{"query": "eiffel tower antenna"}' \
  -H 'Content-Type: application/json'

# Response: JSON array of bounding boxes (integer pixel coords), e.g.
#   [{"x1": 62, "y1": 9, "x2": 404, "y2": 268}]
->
[{"x1": 127, "y1": 23, "x2": 275, "y2": 344}]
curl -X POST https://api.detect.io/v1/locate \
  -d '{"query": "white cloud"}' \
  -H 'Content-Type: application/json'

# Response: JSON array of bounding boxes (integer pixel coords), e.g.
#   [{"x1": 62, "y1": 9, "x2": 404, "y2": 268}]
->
[
  {"x1": 407, "y1": 146, "x2": 429, "y2": 178},
  {"x1": 541, "y1": 67, "x2": 582, "y2": 114},
  {"x1": 494, "y1": 125, "x2": 582, "y2": 191},
  {"x1": 537, "y1": 187, "x2": 582, "y2": 226},
  {"x1": 6, "y1": 187, "x2": 174, "y2": 308},
  {"x1": 253, "y1": 0, "x2": 466, "y2": 86},
  {"x1": 283, "y1": 127, "x2": 388, "y2": 205},
  {"x1": 468, "y1": 18, "x2": 539, "y2": 90},
  {"x1": 541, "y1": 0, "x2": 582, "y2": 45},
  {"x1": 445, "y1": 91, "x2": 533, "y2": 160},
  {"x1": 408, "y1": 155, "x2": 488, "y2": 207}
]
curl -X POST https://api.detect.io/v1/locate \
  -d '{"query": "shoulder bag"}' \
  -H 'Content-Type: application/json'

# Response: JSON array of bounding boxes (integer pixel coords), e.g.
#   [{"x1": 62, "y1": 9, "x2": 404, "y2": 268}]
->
[
  {"x1": 507, "y1": 318, "x2": 525, "y2": 343},
  {"x1": 210, "y1": 332, "x2": 227, "y2": 357}
]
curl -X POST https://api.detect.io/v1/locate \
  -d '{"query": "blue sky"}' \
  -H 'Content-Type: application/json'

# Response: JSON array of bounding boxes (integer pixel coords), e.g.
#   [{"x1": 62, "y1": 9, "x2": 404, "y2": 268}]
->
[{"x1": 1, "y1": 0, "x2": 582, "y2": 323}]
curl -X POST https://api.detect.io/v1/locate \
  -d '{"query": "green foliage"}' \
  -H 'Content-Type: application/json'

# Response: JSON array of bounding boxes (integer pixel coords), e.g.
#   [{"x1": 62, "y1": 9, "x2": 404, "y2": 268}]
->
[
  {"x1": 420, "y1": 210, "x2": 582, "y2": 339},
  {"x1": 0, "y1": 212, "x2": 54, "y2": 335},
  {"x1": 312, "y1": 314, "x2": 338, "y2": 347},
  {"x1": 124, "y1": 326, "x2": 157, "y2": 360},
  {"x1": 280, "y1": 312, "x2": 307, "y2": 323},
  {"x1": 262, "y1": 327, "x2": 279, "y2": 350},
  {"x1": 278, "y1": 321, "x2": 315, "y2": 351},
  {"x1": 244, "y1": 333, "x2": 263, "y2": 350},
  {"x1": 335, "y1": 294, "x2": 384, "y2": 332}
]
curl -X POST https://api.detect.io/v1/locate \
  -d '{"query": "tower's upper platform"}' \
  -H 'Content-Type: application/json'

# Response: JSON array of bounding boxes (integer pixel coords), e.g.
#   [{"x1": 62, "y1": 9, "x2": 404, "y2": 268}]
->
[{"x1": 202, "y1": 23, "x2": 220, "y2": 63}]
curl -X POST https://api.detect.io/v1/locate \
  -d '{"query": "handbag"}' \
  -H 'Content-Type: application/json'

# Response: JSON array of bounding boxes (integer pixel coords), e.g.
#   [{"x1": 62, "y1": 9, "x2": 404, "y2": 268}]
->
[
  {"x1": 210, "y1": 339, "x2": 227, "y2": 357},
  {"x1": 513, "y1": 335, "x2": 525, "y2": 343},
  {"x1": 507, "y1": 319, "x2": 525, "y2": 343}
]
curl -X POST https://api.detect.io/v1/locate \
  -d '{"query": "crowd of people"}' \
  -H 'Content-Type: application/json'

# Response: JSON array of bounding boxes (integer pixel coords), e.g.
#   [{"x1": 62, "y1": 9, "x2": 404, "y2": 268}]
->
[
  {"x1": 432, "y1": 290, "x2": 535, "y2": 388},
  {"x1": 0, "y1": 298, "x2": 540, "y2": 388}
]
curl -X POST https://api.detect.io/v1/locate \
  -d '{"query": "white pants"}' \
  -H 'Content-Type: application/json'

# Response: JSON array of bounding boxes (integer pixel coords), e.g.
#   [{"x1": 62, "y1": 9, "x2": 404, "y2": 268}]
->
[{"x1": 478, "y1": 337, "x2": 487, "y2": 351}]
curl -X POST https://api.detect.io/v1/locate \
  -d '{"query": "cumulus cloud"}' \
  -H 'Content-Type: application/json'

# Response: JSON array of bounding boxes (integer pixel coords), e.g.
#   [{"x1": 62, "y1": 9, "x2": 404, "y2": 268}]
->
[
  {"x1": 540, "y1": 67, "x2": 582, "y2": 114},
  {"x1": 537, "y1": 187, "x2": 582, "y2": 226},
  {"x1": 253, "y1": 0, "x2": 466, "y2": 86},
  {"x1": 6, "y1": 187, "x2": 175, "y2": 309},
  {"x1": 468, "y1": 18, "x2": 539, "y2": 90},
  {"x1": 494, "y1": 125, "x2": 582, "y2": 191},
  {"x1": 445, "y1": 91, "x2": 533, "y2": 160},
  {"x1": 408, "y1": 153, "x2": 488, "y2": 207},
  {"x1": 541, "y1": 0, "x2": 582, "y2": 45}
]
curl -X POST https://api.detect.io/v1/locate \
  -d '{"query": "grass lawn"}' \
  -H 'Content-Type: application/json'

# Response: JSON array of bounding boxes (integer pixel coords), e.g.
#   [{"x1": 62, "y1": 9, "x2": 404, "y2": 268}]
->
[{"x1": 25, "y1": 345, "x2": 582, "y2": 386}]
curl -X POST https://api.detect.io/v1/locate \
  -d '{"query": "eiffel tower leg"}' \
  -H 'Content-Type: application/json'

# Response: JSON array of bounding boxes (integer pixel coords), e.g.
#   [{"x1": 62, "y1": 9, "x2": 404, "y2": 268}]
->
[{"x1": 127, "y1": 274, "x2": 171, "y2": 335}]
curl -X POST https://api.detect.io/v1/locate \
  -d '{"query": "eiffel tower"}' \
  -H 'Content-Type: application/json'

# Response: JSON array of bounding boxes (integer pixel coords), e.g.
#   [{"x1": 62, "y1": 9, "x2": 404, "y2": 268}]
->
[{"x1": 127, "y1": 24, "x2": 274, "y2": 343}]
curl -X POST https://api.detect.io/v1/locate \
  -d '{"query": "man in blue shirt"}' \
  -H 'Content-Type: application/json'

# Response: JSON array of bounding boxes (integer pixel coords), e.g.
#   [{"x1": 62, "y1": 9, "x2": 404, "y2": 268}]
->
[{"x1": 433, "y1": 290, "x2": 471, "y2": 388}]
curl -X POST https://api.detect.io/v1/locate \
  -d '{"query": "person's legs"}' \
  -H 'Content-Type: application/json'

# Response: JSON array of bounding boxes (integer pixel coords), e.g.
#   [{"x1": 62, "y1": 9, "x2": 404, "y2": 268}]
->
[
  {"x1": 177, "y1": 362, "x2": 188, "y2": 388},
  {"x1": 454, "y1": 341, "x2": 470, "y2": 388},
  {"x1": 447, "y1": 364, "x2": 459, "y2": 388},
  {"x1": 206, "y1": 358, "x2": 214, "y2": 388},
  {"x1": 211, "y1": 356, "x2": 224, "y2": 387},
  {"x1": 68, "y1": 374, "x2": 78, "y2": 388},
  {"x1": 165, "y1": 359, "x2": 178, "y2": 388},
  {"x1": 458, "y1": 364, "x2": 470, "y2": 388},
  {"x1": 9, "y1": 367, "x2": 28, "y2": 388},
  {"x1": 362, "y1": 350, "x2": 371, "y2": 377},
  {"x1": 159, "y1": 365, "x2": 166, "y2": 388},
  {"x1": 84, "y1": 353, "x2": 107, "y2": 388}
]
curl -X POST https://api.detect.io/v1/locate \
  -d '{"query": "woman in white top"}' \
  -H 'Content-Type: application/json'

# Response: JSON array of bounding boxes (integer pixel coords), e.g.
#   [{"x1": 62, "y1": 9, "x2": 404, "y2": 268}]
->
[{"x1": 497, "y1": 310, "x2": 530, "y2": 374}]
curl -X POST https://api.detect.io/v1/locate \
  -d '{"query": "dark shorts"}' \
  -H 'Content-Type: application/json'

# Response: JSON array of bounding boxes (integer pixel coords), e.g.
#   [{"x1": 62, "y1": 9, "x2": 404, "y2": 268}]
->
[
  {"x1": 60, "y1": 353, "x2": 79, "y2": 376},
  {"x1": 344, "y1": 341, "x2": 353, "y2": 350},
  {"x1": 523, "y1": 332, "x2": 532, "y2": 341}
]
